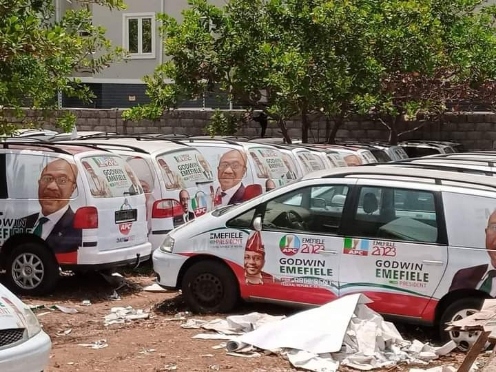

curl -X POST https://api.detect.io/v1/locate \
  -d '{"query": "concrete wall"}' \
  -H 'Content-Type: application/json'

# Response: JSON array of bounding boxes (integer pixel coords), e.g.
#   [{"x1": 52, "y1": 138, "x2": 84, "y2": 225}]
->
[{"x1": 37, "y1": 109, "x2": 496, "y2": 150}]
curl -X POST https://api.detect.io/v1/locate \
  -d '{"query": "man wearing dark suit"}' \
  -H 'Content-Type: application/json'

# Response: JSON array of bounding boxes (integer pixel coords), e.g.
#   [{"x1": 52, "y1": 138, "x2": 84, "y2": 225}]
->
[
  {"x1": 449, "y1": 211, "x2": 496, "y2": 295},
  {"x1": 217, "y1": 149, "x2": 247, "y2": 206},
  {"x1": 18, "y1": 158, "x2": 82, "y2": 256},
  {"x1": 179, "y1": 189, "x2": 195, "y2": 223}
]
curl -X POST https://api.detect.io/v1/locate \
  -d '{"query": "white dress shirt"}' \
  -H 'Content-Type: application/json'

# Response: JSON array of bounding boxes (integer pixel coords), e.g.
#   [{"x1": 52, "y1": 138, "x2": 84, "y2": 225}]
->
[{"x1": 34, "y1": 205, "x2": 69, "y2": 240}]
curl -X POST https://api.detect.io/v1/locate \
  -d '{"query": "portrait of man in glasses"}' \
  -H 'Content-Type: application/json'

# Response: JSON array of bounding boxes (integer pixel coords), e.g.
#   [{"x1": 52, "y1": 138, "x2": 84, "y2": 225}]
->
[
  {"x1": 449, "y1": 210, "x2": 496, "y2": 296},
  {"x1": 215, "y1": 149, "x2": 248, "y2": 206},
  {"x1": 17, "y1": 158, "x2": 82, "y2": 255}
]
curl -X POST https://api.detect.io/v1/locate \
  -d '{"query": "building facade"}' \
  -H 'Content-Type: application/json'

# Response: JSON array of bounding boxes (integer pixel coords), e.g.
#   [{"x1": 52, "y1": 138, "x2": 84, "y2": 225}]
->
[{"x1": 60, "y1": 0, "x2": 226, "y2": 109}]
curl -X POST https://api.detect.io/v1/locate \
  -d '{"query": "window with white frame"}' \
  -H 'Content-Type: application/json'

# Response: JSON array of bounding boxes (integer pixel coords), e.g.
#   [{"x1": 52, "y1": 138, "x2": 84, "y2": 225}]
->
[{"x1": 123, "y1": 13, "x2": 155, "y2": 58}]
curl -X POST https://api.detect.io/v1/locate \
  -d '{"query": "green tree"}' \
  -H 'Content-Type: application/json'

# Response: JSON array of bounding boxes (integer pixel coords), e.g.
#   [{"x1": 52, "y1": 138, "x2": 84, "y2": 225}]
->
[
  {"x1": 0, "y1": 0, "x2": 126, "y2": 134},
  {"x1": 124, "y1": 0, "x2": 378, "y2": 143},
  {"x1": 124, "y1": 0, "x2": 496, "y2": 144},
  {"x1": 364, "y1": 0, "x2": 496, "y2": 144}
]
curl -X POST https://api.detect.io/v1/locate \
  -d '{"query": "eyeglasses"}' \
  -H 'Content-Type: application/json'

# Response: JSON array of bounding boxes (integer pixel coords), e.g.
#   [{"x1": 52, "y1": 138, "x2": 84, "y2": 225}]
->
[
  {"x1": 39, "y1": 175, "x2": 74, "y2": 186},
  {"x1": 218, "y1": 161, "x2": 245, "y2": 171},
  {"x1": 488, "y1": 224, "x2": 496, "y2": 232}
]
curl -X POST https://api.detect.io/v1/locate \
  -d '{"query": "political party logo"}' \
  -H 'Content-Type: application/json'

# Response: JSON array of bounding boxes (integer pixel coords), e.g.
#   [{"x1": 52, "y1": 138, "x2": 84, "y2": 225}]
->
[
  {"x1": 192, "y1": 191, "x2": 208, "y2": 217},
  {"x1": 118, "y1": 198, "x2": 133, "y2": 235},
  {"x1": 279, "y1": 235, "x2": 301, "y2": 256},
  {"x1": 343, "y1": 237, "x2": 369, "y2": 256}
]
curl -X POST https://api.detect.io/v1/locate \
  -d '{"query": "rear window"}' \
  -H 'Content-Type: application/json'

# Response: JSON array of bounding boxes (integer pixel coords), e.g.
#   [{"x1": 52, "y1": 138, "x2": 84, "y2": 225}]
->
[
  {"x1": 6, "y1": 153, "x2": 80, "y2": 200},
  {"x1": 296, "y1": 150, "x2": 327, "y2": 172},
  {"x1": 249, "y1": 147, "x2": 295, "y2": 181},
  {"x1": 81, "y1": 155, "x2": 141, "y2": 198},
  {"x1": 156, "y1": 149, "x2": 214, "y2": 190}
]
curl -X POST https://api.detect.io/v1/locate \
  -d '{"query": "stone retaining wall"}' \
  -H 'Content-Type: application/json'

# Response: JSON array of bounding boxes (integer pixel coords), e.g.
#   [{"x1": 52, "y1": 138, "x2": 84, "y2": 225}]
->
[{"x1": 40, "y1": 109, "x2": 496, "y2": 150}]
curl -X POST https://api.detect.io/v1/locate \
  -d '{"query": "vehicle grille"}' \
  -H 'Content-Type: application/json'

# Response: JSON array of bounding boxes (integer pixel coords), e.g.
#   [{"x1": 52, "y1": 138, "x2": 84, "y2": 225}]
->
[{"x1": 0, "y1": 328, "x2": 25, "y2": 347}]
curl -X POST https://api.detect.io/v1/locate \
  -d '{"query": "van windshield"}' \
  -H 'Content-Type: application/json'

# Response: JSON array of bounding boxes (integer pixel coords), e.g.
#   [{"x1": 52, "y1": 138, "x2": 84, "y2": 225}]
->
[{"x1": 81, "y1": 155, "x2": 142, "y2": 198}]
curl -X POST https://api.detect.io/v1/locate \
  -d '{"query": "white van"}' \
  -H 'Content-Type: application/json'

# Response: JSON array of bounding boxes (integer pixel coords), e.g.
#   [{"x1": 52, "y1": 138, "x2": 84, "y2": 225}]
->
[
  {"x1": 65, "y1": 137, "x2": 215, "y2": 251},
  {"x1": 0, "y1": 282, "x2": 51, "y2": 372},
  {"x1": 179, "y1": 139, "x2": 298, "y2": 205},
  {"x1": 153, "y1": 165, "x2": 496, "y2": 350},
  {"x1": 0, "y1": 142, "x2": 151, "y2": 295}
]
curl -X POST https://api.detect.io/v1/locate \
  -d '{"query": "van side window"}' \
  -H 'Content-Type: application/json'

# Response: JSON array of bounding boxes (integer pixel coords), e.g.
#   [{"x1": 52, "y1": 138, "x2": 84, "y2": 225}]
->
[
  {"x1": 349, "y1": 186, "x2": 438, "y2": 243},
  {"x1": 227, "y1": 208, "x2": 256, "y2": 229},
  {"x1": 258, "y1": 185, "x2": 349, "y2": 233}
]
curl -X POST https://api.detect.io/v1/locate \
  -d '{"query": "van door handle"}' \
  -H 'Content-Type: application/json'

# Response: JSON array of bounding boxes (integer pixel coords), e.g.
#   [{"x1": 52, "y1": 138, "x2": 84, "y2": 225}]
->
[
  {"x1": 422, "y1": 260, "x2": 444, "y2": 265},
  {"x1": 320, "y1": 250, "x2": 337, "y2": 255}
]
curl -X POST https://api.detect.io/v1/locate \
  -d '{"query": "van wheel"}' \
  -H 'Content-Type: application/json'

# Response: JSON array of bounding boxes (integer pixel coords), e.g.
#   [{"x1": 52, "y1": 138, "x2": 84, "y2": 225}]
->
[
  {"x1": 182, "y1": 261, "x2": 239, "y2": 314},
  {"x1": 6, "y1": 243, "x2": 60, "y2": 296},
  {"x1": 439, "y1": 298, "x2": 484, "y2": 351}
]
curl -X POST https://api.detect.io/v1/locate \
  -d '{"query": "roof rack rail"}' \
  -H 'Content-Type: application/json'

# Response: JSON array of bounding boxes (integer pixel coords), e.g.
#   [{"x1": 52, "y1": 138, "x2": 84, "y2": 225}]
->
[
  {"x1": 382, "y1": 162, "x2": 496, "y2": 176},
  {"x1": 180, "y1": 137, "x2": 246, "y2": 146},
  {"x1": 393, "y1": 156, "x2": 496, "y2": 167},
  {"x1": 321, "y1": 165, "x2": 496, "y2": 189},
  {"x1": 56, "y1": 141, "x2": 150, "y2": 154},
  {"x1": 75, "y1": 133, "x2": 169, "y2": 141},
  {"x1": 0, "y1": 140, "x2": 91, "y2": 155}
]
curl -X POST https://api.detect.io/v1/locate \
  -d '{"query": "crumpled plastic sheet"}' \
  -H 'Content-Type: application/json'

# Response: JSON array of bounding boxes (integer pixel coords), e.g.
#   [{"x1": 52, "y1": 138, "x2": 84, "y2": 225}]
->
[{"x1": 187, "y1": 294, "x2": 457, "y2": 372}]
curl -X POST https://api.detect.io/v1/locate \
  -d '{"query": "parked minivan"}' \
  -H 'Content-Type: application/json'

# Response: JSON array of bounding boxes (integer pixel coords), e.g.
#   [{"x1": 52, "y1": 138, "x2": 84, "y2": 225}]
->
[
  {"x1": 153, "y1": 165, "x2": 496, "y2": 350},
  {"x1": 179, "y1": 138, "x2": 298, "y2": 205},
  {"x1": 0, "y1": 142, "x2": 151, "y2": 295},
  {"x1": 62, "y1": 136, "x2": 216, "y2": 251}
]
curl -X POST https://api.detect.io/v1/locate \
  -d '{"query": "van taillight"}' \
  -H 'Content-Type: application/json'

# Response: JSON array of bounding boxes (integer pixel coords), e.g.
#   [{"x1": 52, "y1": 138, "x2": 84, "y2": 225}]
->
[
  {"x1": 152, "y1": 199, "x2": 184, "y2": 218},
  {"x1": 74, "y1": 206, "x2": 98, "y2": 229}
]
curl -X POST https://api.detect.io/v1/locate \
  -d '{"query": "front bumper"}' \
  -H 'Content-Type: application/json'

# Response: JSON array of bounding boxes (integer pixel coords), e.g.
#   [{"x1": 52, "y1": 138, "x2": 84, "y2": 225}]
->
[
  {"x1": 0, "y1": 330, "x2": 51, "y2": 372},
  {"x1": 152, "y1": 249, "x2": 188, "y2": 288}
]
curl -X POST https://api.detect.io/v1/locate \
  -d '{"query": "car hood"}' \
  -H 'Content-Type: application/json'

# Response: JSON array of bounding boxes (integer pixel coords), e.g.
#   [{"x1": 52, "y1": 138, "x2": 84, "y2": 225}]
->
[{"x1": 0, "y1": 284, "x2": 30, "y2": 330}]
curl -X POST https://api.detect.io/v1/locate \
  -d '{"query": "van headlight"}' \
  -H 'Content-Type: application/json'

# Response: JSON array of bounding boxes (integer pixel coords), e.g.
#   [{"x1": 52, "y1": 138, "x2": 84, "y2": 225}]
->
[
  {"x1": 23, "y1": 307, "x2": 42, "y2": 338},
  {"x1": 160, "y1": 234, "x2": 175, "y2": 253}
]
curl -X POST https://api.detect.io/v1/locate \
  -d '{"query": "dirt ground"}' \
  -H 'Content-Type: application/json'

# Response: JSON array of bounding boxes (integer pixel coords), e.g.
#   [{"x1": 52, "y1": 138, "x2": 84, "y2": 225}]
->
[{"x1": 11, "y1": 268, "x2": 489, "y2": 372}]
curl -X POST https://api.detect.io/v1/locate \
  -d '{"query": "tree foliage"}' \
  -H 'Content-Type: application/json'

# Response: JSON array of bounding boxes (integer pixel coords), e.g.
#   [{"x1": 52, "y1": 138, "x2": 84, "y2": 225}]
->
[
  {"x1": 0, "y1": 0, "x2": 126, "y2": 134},
  {"x1": 125, "y1": 0, "x2": 496, "y2": 144}
]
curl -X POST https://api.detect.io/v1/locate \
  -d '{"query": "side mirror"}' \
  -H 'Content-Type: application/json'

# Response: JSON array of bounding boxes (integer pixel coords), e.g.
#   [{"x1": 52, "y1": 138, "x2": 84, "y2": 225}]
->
[
  {"x1": 253, "y1": 216, "x2": 262, "y2": 232},
  {"x1": 152, "y1": 199, "x2": 184, "y2": 218},
  {"x1": 243, "y1": 184, "x2": 263, "y2": 201},
  {"x1": 311, "y1": 198, "x2": 326, "y2": 209}
]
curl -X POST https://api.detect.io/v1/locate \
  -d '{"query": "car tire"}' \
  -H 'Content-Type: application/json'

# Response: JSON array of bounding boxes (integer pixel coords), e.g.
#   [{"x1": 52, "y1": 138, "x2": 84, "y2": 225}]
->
[
  {"x1": 6, "y1": 242, "x2": 60, "y2": 295},
  {"x1": 439, "y1": 297, "x2": 484, "y2": 351},
  {"x1": 182, "y1": 260, "x2": 239, "y2": 314}
]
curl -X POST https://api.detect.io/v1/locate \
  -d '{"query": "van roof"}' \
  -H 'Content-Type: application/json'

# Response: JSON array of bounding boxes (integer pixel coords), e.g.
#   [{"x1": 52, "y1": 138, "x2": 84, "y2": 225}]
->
[
  {"x1": 305, "y1": 164, "x2": 496, "y2": 189},
  {"x1": 179, "y1": 138, "x2": 282, "y2": 151},
  {"x1": 0, "y1": 141, "x2": 109, "y2": 155},
  {"x1": 60, "y1": 137, "x2": 191, "y2": 155}
]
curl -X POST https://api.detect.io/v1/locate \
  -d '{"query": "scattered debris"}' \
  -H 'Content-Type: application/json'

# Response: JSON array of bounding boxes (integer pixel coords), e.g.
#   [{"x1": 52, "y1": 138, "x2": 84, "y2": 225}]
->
[
  {"x1": 56, "y1": 329, "x2": 72, "y2": 336},
  {"x1": 108, "y1": 290, "x2": 121, "y2": 301},
  {"x1": 162, "y1": 362, "x2": 177, "y2": 371},
  {"x1": 104, "y1": 306, "x2": 149, "y2": 326},
  {"x1": 142, "y1": 283, "x2": 167, "y2": 293},
  {"x1": 52, "y1": 305, "x2": 79, "y2": 314},
  {"x1": 410, "y1": 367, "x2": 457, "y2": 372},
  {"x1": 446, "y1": 299, "x2": 496, "y2": 372},
  {"x1": 77, "y1": 339, "x2": 108, "y2": 349},
  {"x1": 139, "y1": 348, "x2": 156, "y2": 355},
  {"x1": 186, "y1": 294, "x2": 457, "y2": 372}
]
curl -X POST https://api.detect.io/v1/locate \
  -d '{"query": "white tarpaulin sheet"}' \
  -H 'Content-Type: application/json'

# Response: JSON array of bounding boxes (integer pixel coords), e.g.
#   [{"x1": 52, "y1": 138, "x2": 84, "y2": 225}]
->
[
  {"x1": 233, "y1": 293, "x2": 369, "y2": 354},
  {"x1": 186, "y1": 293, "x2": 456, "y2": 371}
]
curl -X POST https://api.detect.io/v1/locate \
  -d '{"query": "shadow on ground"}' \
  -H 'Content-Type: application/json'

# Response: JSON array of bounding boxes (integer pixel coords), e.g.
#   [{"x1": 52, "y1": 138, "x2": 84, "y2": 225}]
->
[{"x1": 0, "y1": 269, "x2": 148, "y2": 304}]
